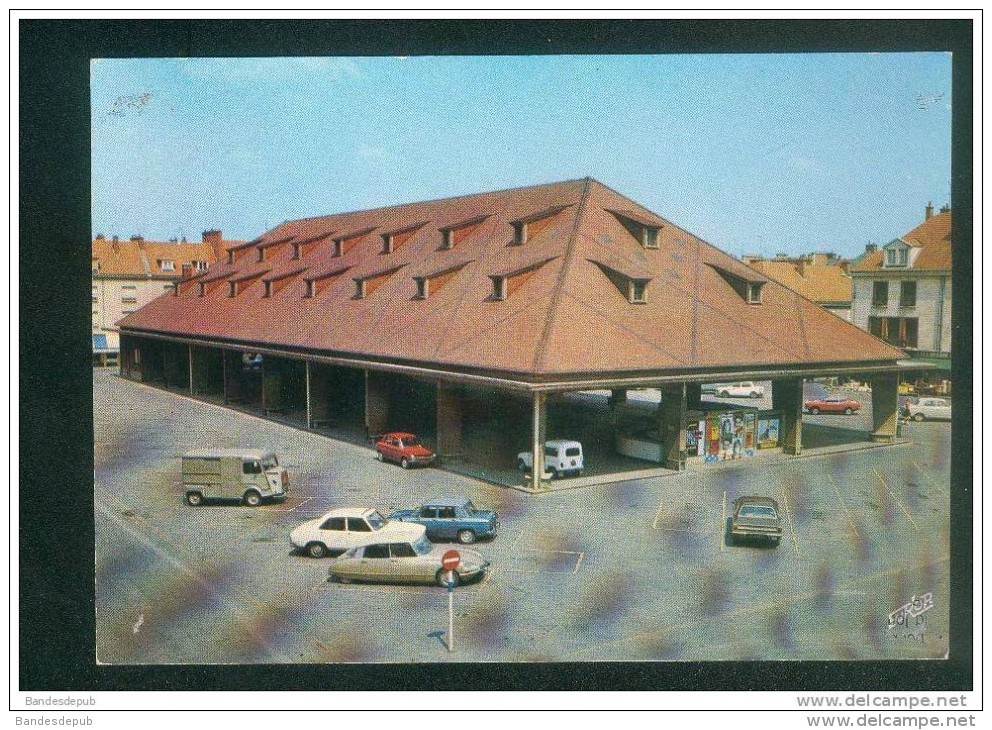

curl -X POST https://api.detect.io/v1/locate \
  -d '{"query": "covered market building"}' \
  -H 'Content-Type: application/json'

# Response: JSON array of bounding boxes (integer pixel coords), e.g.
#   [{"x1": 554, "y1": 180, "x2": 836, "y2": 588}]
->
[{"x1": 117, "y1": 178, "x2": 909, "y2": 491}]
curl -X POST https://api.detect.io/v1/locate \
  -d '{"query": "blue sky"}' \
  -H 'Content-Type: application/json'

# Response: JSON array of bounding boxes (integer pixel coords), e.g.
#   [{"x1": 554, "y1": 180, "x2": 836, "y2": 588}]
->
[{"x1": 91, "y1": 53, "x2": 951, "y2": 258}]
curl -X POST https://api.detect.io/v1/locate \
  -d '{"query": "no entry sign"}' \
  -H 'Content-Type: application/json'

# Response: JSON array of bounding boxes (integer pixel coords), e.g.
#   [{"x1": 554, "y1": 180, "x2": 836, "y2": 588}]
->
[{"x1": 441, "y1": 550, "x2": 460, "y2": 572}]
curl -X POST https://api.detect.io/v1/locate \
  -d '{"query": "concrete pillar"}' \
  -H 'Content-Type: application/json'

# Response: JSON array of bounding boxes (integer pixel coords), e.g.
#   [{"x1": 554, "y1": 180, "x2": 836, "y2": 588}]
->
[
  {"x1": 686, "y1": 383, "x2": 703, "y2": 409},
  {"x1": 772, "y1": 378, "x2": 803, "y2": 455},
  {"x1": 308, "y1": 363, "x2": 332, "y2": 427},
  {"x1": 870, "y1": 371, "x2": 899, "y2": 442},
  {"x1": 262, "y1": 358, "x2": 283, "y2": 413},
  {"x1": 222, "y1": 350, "x2": 242, "y2": 403},
  {"x1": 437, "y1": 383, "x2": 464, "y2": 458},
  {"x1": 187, "y1": 344, "x2": 194, "y2": 395},
  {"x1": 530, "y1": 391, "x2": 547, "y2": 490},
  {"x1": 365, "y1": 370, "x2": 390, "y2": 438},
  {"x1": 658, "y1": 384, "x2": 688, "y2": 470}
]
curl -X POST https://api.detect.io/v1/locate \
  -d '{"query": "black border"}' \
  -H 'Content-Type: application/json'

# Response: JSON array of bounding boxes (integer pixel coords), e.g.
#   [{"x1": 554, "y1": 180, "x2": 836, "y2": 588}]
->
[{"x1": 18, "y1": 17, "x2": 974, "y2": 695}]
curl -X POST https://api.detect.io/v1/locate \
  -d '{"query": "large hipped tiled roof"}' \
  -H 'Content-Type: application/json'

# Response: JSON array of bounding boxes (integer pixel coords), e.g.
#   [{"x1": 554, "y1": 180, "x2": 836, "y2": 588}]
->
[{"x1": 120, "y1": 178, "x2": 904, "y2": 378}]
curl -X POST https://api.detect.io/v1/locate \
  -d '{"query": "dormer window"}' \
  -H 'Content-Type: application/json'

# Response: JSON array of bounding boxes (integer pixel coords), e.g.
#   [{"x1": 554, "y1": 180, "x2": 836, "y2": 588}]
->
[
  {"x1": 332, "y1": 227, "x2": 376, "y2": 258},
  {"x1": 512, "y1": 222, "x2": 527, "y2": 245},
  {"x1": 508, "y1": 205, "x2": 572, "y2": 246},
  {"x1": 642, "y1": 226, "x2": 660, "y2": 249},
  {"x1": 747, "y1": 282, "x2": 763, "y2": 304},
  {"x1": 630, "y1": 280, "x2": 648, "y2": 303},
  {"x1": 352, "y1": 264, "x2": 406, "y2": 300},
  {"x1": 303, "y1": 265, "x2": 351, "y2": 298},
  {"x1": 354, "y1": 279, "x2": 367, "y2": 299},
  {"x1": 380, "y1": 222, "x2": 426, "y2": 254},
  {"x1": 291, "y1": 243, "x2": 300, "y2": 260},
  {"x1": 157, "y1": 259, "x2": 175, "y2": 272},
  {"x1": 491, "y1": 276, "x2": 508, "y2": 301},
  {"x1": 607, "y1": 209, "x2": 665, "y2": 249},
  {"x1": 590, "y1": 260, "x2": 653, "y2": 304},
  {"x1": 883, "y1": 240, "x2": 910, "y2": 268},
  {"x1": 412, "y1": 262, "x2": 471, "y2": 300},
  {"x1": 438, "y1": 214, "x2": 490, "y2": 250}
]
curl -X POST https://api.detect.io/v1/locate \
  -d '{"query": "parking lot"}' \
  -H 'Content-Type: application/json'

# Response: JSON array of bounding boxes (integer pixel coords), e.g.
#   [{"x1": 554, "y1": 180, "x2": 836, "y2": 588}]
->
[{"x1": 94, "y1": 369, "x2": 950, "y2": 663}]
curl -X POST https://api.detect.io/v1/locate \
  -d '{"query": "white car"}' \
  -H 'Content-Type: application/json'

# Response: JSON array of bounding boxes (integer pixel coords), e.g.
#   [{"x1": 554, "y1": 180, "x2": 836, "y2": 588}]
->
[
  {"x1": 908, "y1": 398, "x2": 952, "y2": 422},
  {"x1": 290, "y1": 507, "x2": 426, "y2": 558},
  {"x1": 715, "y1": 382, "x2": 765, "y2": 398},
  {"x1": 517, "y1": 439, "x2": 584, "y2": 478}
]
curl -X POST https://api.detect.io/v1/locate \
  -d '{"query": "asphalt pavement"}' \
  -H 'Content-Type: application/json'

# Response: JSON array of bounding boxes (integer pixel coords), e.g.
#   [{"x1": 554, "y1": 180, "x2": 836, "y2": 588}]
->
[{"x1": 94, "y1": 369, "x2": 951, "y2": 663}]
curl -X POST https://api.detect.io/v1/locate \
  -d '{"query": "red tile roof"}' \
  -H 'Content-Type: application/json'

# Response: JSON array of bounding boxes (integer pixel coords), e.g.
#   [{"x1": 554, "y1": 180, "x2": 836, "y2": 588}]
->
[
  {"x1": 120, "y1": 178, "x2": 904, "y2": 378},
  {"x1": 851, "y1": 210, "x2": 952, "y2": 273}
]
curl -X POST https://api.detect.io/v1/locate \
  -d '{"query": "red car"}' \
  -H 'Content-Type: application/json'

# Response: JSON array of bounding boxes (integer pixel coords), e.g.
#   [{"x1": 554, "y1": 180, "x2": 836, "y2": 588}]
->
[
  {"x1": 374, "y1": 432, "x2": 436, "y2": 469},
  {"x1": 804, "y1": 396, "x2": 861, "y2": 415}
]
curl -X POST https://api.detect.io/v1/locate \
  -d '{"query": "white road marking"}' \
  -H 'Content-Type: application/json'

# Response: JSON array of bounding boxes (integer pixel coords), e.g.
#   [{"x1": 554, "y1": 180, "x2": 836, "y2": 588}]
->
[
  {"x1": 132, "y1": 614, "x2": 144, "y2": 634},
  {"x1": 912, "y1": 461, "x2": 946, "y2": 492},
  {"x1": 572, "y1": 552, "x2": 585, "y2": 574},
  {"x1": 874, "y1": 468, "x2": 921, "y2": 531},
  {"x1": 652, "y1": 501, "x2": 665, "y2": 530},
  {"x1": 827, "y1": 474, "x2": 862, "y2": 541},
  {"x1": 778, "y1": 493, "x2": 801, "y2": 559}
]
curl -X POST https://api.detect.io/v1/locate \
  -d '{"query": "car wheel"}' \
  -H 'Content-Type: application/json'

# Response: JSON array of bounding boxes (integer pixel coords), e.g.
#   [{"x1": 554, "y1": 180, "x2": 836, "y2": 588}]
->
[
  {"x1": 844, "y1": 407, "x2": 853, "y2": 415},
  {"x1": 335, "y1": 573, "x2": 352, "y2": 584},
  {"x1": 810, "y1": 407, "x2": 820, "y2": 415},
  {"x1": 375, "y1": 451, "x2": 383, "y2": 461},
  {"x1": 307, "y1": 542, "x2": 328, "y2": 559},
  {"x1": 751, "y1": 392, "x2": 759, "y2": 398},
  {"x1": 243, "y1": 490, "x2": 262, "y2": 507},
  {"x1": 437, "y1": 569, "x2": 460, "y2": 588},
  {"x1": 517, "y1": 458, "x2": 527, "y2": 471},
  {"x1": 720, "y1": 390, "x2": 730, "y2": 398},
  {"x1": 185, "y1": 491, "x2": 203, "y2": 507},
  {"x1": 401, "y1": 457, "x2": 410, "y2": 469},
  {"x1": 913, "y1": 413, "x2": 925, "y2": 422},
  {"x1": 457, "y1": 529, "x2": 476, "y2": 545},
  {"x1": 770, "y1": 536, "x2": 781, "y2": 547}
]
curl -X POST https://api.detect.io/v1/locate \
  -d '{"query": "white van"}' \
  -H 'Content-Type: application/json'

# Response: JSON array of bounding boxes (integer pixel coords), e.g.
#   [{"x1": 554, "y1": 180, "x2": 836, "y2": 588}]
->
[
  {"x1": 182, "y1": 449, "x2": 289, "y2": 506},
  {"x1": 517, "y1": 440, "x2": 584, "y2": 478}
]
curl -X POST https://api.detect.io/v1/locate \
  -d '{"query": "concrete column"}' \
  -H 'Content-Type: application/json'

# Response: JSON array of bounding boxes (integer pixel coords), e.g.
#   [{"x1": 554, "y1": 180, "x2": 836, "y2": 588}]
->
[
  {"x1": 437, "y1": 383, "x2": 464, "y2": 458},
  {"x1": 262, "y1": 358, "x2": 283, "y2": 413},
  {"x1": 870, "y1": 371, "x2": 899, "y2": 442},
  {"x1": 365, "y1": 370, "x2": 390, "y2": 438},
  {"x1": 772, "y1": 378, "x2": 803, "y2": 455},
  {"x1": 222, "y1": 351, "x2": 242, "y2": 403},
  {"x1": 686, "y1": 383, "x2": 703, "y2": 409},
  {"x1": 658, "y1": 384, "x2": 688, "y2": 470},
  {"x1": 530, "y1": 391, "x2": 547, "y2": 490},
  {"x1": 188, "y1": 344, "x2": 194, "y2": 395}
]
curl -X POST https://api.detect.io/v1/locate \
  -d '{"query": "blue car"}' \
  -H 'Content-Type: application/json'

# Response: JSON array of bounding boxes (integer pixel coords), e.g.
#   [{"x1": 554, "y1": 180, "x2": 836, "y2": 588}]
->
[{"x1": 389, "y1": 497, "x2": 498, "y2": 545}]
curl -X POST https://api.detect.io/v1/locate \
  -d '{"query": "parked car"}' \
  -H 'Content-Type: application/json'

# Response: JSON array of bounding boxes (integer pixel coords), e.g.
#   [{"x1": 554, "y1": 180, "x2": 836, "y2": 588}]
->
[
  {"x1": 181, "y1": 449, "x2": 288, "y2": 506},
  {"x1": 389, "y1": 497, "x2": 498, "y2": 544},
  {"x1": 290, "y1": 507, "x2": 425, "y2": 558},
  {"x1": 328, "y1": 535, "x2": 489, "y2": 587},
  {"x1": 517, "y1": 439, "x2": 584, "y2": 478},
  {"x1": 701, "y1": 384, "x2": 718, "y2": 395},
  {"x1": 730, "y1": 496, "x2": 783, "y2": 546},
  {"x1": 907, "y1": 397, "x2": 952, "y2": 422},
  {"x1": 804, "y1": 395, "x2": 861, "y2": 415},
  {"x1": 715, "y1": 382, "x2": 765, "y2": 399},
  {"x1": 373, "y1": 432, "x2": 436, "y2": 468}
]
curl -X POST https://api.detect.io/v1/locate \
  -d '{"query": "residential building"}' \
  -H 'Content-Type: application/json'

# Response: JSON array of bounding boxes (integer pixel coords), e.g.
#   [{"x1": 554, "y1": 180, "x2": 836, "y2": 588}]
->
[
  {"x1": 118, "y1": 178, "x2": 906, "y2": 489},
  {"x1": 741, "y1": 252, "x2": 853, "y2": 320},
  {"x1": 92, "y1": 230, "x2": 243, "y2": 364},
  {"x1": 849, "y1": 203, "x2": 952, "y2": 381}
]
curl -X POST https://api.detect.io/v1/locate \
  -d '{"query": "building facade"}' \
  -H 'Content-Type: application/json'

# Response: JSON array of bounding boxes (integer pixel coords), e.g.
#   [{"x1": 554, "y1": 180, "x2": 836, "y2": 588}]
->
[
  {"x1": 117, "y1": 179, "x2": 907, "y2": 490},
  {"x1": 92, "y1": 230, "x2": 242, "y2": 363},
  {"x1": 850, "y1": 204, "x2": 952, "y2": 379},
  {"x1": 741, "y1": 252, "x2": 853, "y2": 321}
]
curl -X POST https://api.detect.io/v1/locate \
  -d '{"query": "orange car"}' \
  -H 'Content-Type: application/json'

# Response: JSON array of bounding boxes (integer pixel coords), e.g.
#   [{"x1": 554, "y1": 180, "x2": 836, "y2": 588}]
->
[
  {"x1": 374, "y1": 432, "x2": 437, "y2": 468},
  {"x1": 803, "y1": 396, "x2": 861, "y2": 415}
]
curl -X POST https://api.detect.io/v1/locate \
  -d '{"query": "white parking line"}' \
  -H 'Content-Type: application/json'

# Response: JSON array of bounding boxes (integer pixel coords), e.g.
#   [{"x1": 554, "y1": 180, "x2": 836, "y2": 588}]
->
[
  {"x1": 314, "y1": 582, "x2": 434, "y2": 597},
  {"x1": 778, "y1": 493, "x2": 802, "y2": 559},
  {"x1": 874, "y1": 468, "x2": 921, "y2": 531},
  {"x1": 827, "y1": 474, "x2": 862, "y2": 541},
  {"x1": 505, "y1": 549, "x2": 584, "y2": 574},
  {"x1": 572, "y1": 552, "x2": 585, "y2": 574},
  {"x1": 652, "y1": 501, "x2": 664, "y2": 530}
]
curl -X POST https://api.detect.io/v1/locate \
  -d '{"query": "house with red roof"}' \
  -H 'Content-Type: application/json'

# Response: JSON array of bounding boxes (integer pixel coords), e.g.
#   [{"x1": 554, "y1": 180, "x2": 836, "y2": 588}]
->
[
  {"x1": 850, "y1": 203, "x2": 952, "y2": 383},
  {"x1": 118, "y1": 179, "x2": 908, "y2": 489}
]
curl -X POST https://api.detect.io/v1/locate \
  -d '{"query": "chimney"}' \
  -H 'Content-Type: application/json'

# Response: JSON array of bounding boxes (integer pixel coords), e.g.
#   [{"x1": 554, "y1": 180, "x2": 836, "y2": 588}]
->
[
  {"x1": 741, "y1": 254, "x2": 761, "y2": 265},
  {"x1": 865, "y1": 243, "x2": 877, "y2": 253},
  {"x1": 940, "y1": 203, "x2": 950, "y2": 214},
  {"x1": 775, "y1": 252, "x2": 789, "y2": 259},
  {"x1": 95, "y1": 234, "x2": 105, "y2": 240},
  {"x1": 202, "y1": 229, "x2": 224, "y2": 260},
  {"x1": 130, "y1": 235, "x2": 143, "y2": 241},
  {"x1": 111, "y1": 235, "x2": 119, "y2": 242},
  {"x1": 925, "y1": 201, "x2": 934, "y2": 220}
]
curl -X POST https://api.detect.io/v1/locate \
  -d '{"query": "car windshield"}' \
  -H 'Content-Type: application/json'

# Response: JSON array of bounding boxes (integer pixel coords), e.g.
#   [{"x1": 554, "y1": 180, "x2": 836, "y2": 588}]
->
[
  {"x1": 366, "y1": 511, "x2": 386, "y2": 530},
  {"x1": 261, "y1": 456, "x2": 279, "y2": 470},
  {"x1": 402, "y1": 436, "x2": 420, "y2": 447},
  {"x1": 412, "y1": 535, "x2": 433, "y2": 556},
  {"x1": 739, "y1": 505, "x2": 778, "y2": 519}
]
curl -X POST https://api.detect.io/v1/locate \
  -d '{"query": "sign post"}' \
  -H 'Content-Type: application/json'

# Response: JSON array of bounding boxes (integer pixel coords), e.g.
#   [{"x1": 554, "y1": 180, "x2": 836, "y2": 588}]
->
[{"x1": 441, "y1": 550, "x2": 460, "y2": 653}]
